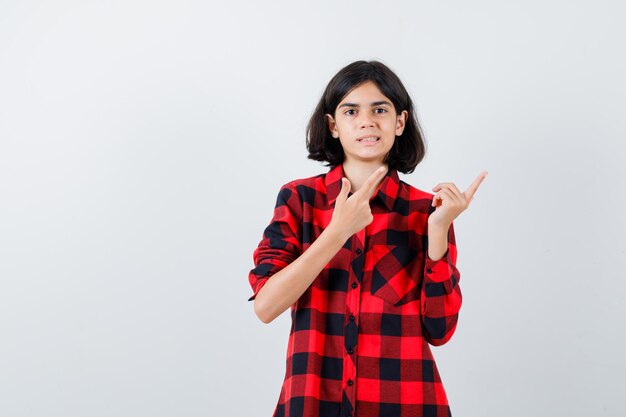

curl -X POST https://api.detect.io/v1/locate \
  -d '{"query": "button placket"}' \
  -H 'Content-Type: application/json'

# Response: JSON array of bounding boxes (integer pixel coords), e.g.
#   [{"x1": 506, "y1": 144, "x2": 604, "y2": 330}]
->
[{"x1": 342, "y1": 234, "x2": 364, "y2": 417}]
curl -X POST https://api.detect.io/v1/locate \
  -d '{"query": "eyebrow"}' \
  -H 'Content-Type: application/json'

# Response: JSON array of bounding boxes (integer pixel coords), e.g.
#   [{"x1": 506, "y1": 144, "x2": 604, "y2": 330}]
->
[{"x1": 338, "y1": 100, "x2": 392, "y2": 109}]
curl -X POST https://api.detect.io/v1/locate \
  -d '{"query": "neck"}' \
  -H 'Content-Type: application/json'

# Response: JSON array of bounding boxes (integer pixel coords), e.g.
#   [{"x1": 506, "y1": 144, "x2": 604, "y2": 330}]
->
[{"x1": 342, "y1": 160, "x2": 388, "y2": 194}]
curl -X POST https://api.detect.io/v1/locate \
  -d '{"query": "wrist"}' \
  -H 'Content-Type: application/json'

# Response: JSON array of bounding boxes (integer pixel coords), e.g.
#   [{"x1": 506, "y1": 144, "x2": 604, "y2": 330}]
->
[
  {"x1": 323, "y1": 224, "x2": 351, "y2": 247},
  {"x1": 427, "y1": 221, "x2": 450, "y2": 234},
  {"x1": 426, "y1": 222, "x2": 449, "y2": 261}
]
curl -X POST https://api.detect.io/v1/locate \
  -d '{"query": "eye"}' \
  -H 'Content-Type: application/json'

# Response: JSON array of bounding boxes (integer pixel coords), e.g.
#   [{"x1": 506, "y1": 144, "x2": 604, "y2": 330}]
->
[
  {"x1": 345, "y1": 109, "x2": 356, "y2": 115},
  {"x1": 375, "y1": 108, "x2": 387, "y2": 114}
]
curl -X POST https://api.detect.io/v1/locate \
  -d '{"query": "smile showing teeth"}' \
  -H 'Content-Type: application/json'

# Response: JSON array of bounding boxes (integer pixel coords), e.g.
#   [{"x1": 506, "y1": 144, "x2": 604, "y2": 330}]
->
[{"x1": 358, "y1": 137, "x2": 379, "y2": 142}]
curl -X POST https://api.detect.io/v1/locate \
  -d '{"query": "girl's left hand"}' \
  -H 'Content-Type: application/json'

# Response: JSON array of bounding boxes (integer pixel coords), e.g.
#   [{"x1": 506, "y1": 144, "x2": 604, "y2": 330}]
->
[{"x1": 429, "y1": 171, "x2": 488, "y2": 228}]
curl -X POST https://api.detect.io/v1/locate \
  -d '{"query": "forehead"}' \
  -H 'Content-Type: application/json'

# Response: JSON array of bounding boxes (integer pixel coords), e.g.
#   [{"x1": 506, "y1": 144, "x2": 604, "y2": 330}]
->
[{"x1": 339, "y1": 81, "x2": 390, "y2": 105}]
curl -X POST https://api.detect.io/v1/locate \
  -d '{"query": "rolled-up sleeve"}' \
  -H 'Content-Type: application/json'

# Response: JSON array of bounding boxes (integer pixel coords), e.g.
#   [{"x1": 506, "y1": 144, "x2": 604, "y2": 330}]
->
[
  {"x1": 420, "y1": 220, "x2": 462, "y2": 346},
  {"x1": 247, "y1": 182, "x2": 303, "y2": 301}
]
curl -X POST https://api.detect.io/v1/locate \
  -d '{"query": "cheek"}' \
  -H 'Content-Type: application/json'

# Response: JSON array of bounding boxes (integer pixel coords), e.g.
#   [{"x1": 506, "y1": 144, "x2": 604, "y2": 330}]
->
[{"x1": 385, "y1": 138, "x2": 396, "y2": 150}]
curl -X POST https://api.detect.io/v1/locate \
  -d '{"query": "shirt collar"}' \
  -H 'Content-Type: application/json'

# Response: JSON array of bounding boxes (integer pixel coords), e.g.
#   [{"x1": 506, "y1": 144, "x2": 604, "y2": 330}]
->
[{"x1": 325, "y1": 163, "x2": 400, "y2": 211}]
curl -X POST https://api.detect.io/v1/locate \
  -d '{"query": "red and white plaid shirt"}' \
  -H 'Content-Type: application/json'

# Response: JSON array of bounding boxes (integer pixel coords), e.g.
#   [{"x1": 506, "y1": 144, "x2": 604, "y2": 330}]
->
[{"x1": 248, "y1": 163, "x2": 462, "y2": 417}]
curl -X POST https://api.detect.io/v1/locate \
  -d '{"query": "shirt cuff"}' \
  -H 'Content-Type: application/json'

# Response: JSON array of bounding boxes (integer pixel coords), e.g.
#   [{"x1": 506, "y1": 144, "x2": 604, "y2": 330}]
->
[
  {"x1": 247, "y1": 277, "x2": 269, "y2": 301},
  {"x1": 424, "y1": 247, "x2": 453, "y2": 283}
]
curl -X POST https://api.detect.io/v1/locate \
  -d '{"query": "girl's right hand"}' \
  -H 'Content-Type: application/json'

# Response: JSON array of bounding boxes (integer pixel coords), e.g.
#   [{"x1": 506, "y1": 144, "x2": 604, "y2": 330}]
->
[{"x1": 328, "y1": 166, "x2": 388, "y2": 240}]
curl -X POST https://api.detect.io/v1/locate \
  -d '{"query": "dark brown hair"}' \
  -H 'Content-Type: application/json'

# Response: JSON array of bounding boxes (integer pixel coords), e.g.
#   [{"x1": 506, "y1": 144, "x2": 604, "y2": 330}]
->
[{"x1": 306, "y1": 60, "x2": 426, "y2": 174}]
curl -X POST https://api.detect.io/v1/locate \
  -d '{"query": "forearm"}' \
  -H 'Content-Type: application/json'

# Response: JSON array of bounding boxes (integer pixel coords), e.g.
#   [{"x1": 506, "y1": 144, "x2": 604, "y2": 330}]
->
[
  {"x1": 421, "y1": 221, "x2": 461, "y2": 346},
  {"x1": 254, "y1": 226, "x2": 349, "y2": 324},
  {"x1": 427, "y1": 222, "x2": 450, "y2": 261}
]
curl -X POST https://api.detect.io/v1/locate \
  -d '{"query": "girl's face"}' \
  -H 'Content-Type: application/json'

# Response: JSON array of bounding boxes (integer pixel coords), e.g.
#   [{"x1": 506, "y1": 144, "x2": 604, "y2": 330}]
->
[{"x1": 325, "y1": 80, "x2": 408, "y2": 166}]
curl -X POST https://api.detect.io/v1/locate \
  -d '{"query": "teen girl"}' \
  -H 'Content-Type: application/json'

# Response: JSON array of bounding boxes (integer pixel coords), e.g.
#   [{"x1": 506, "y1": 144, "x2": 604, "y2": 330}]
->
[{"x1": 248, "y1": 60, "x2": 487, "y2": 417}]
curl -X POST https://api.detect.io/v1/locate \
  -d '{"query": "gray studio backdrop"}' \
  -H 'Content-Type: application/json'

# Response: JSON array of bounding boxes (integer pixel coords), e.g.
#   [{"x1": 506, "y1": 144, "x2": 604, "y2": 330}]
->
[{"x1": 1, "y1": 1, "x2": 624, "y2": 416}]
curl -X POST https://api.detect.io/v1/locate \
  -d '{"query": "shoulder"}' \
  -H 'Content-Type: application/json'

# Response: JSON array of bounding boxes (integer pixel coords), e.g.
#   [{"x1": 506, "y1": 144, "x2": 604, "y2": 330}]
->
[
  {"x1": 398, "y1": 178, "x2": 436, "y2": 201},
  {"x1": 278, "y1": 171, "x2": 326, "y2": 195},
  {"x1": 273, "y1": 172, "x2": 325, "y2": 207},
  {"x1": 395, "y1": 178, "x2": 438, "y2": 217}
]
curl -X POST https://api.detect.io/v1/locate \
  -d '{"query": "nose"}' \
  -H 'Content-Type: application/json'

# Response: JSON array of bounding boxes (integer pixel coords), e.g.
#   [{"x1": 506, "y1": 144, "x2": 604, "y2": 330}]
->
[{"x1": 358, "y1": 113, "x2": 375, "y2": 128}]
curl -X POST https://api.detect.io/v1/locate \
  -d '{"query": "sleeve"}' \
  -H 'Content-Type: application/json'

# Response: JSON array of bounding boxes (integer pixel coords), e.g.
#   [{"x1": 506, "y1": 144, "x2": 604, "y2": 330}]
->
[
  {"x1": 420, "y1": 220, "x2": 462, "y2": 346},
  {"x1": 247, "y1": 182, "x2": 303, "y2": 302}
]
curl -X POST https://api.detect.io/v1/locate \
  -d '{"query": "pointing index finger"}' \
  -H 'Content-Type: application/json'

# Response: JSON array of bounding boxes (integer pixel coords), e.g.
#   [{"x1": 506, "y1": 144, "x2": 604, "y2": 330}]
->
[
  {"x1": 464, "y1": 171, "x2": 488, "y2": 200},
  {"x1": 366, "y1": 166, "x2": 388, "y2": 198}
]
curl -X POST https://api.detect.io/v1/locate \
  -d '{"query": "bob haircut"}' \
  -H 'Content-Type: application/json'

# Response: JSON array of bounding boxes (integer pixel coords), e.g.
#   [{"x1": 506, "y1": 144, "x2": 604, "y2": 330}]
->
[{"x1": 306, "y1": 60, "x2": 426, "y2": 174}]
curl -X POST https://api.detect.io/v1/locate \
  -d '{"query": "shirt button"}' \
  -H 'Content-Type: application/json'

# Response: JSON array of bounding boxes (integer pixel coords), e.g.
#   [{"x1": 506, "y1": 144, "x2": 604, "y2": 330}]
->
[
  {"x1": 356, "y1": 248, "x2": 362, "y2": 254},
  {"x1": 349, "y1": 315, "x2": 355, "y2": 321},
  {"x1": 352, "y1": 282, "x2": 358, "y2": 289},
  {"x1": 426, "y1": 268, "x2": 432, "y2": 274},
  {"x1": 347, "y1": 348, "x2": 353, "y2": 354},
  {"x1": 348, "y1": 379, "x2": 353, "y2": 386}
]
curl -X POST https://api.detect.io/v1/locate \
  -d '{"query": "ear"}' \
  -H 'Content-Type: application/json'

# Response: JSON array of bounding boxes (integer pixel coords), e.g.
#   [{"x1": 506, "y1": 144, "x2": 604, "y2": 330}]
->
[
  {"x1": 325, "y1": 113, "x2": 339, "y2": 138},
  {"x1": 395, "y1": 110, "x2": 408, "y2": 136}
]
